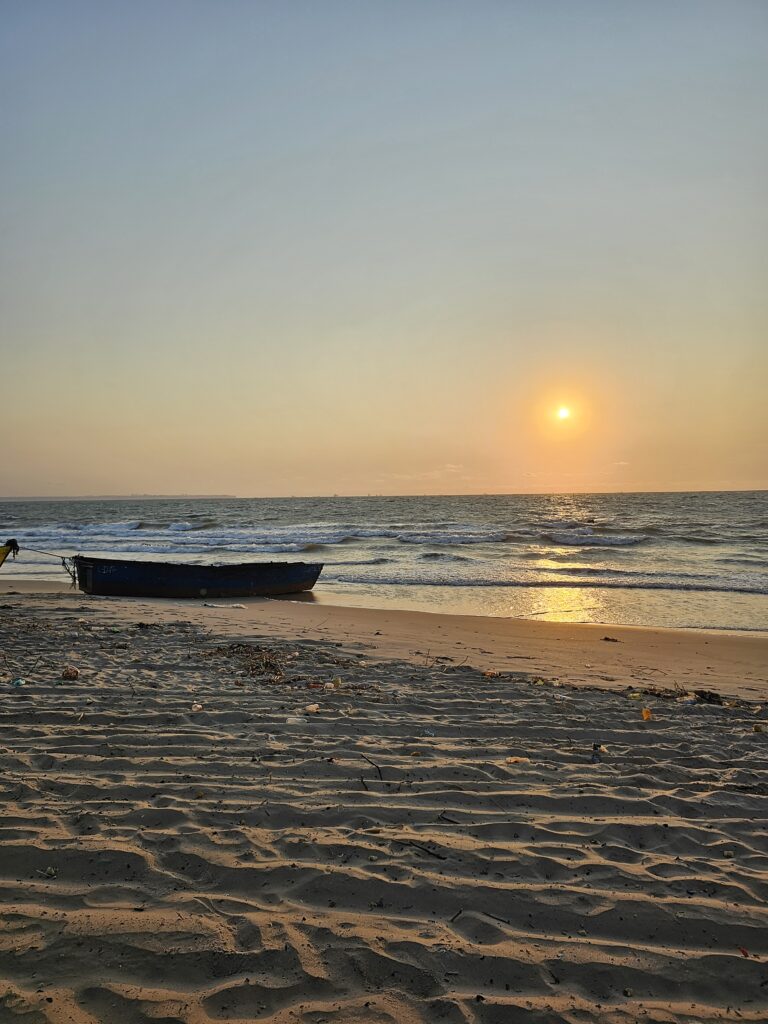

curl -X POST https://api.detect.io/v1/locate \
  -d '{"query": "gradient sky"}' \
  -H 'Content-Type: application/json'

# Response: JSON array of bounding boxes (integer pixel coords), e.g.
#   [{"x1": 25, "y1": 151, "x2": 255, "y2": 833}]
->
[{"x1": 2, "y1": 1, "x2": 766, "y2": 496}]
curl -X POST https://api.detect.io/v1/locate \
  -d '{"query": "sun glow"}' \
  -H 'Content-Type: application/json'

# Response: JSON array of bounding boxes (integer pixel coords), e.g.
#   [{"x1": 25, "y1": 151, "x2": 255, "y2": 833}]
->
[{"x1": 557, "y1": 406, "x2": 571, "y2": 420}]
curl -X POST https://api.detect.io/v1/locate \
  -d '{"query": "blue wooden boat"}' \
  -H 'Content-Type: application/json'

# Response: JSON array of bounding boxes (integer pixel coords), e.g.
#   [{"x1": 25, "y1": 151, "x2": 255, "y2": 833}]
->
[{"x1": 73, "y1": 555, "x2": 323, "y2": 599}]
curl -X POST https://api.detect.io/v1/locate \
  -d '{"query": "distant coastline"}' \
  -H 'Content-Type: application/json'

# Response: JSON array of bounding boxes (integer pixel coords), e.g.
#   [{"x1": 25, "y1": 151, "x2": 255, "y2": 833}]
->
[{"x1": 0, "y1": 494, "x2": 237, "y2": 502}]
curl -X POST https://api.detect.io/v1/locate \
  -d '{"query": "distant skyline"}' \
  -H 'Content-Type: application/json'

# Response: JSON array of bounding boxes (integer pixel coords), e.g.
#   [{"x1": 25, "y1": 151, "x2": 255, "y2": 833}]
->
[{"x1": 2, "y1": 1, "x2": 766, "y2": 496}]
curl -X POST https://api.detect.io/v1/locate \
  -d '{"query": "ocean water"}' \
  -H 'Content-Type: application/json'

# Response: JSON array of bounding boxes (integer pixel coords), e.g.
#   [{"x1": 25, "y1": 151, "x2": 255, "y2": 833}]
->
[{"x1": 1, "y1": 492, "x2": 766, "y2": 632}]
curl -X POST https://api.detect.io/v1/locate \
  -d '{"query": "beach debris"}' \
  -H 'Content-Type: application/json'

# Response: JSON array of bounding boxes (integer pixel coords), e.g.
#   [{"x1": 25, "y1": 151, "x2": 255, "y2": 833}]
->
[
  {"x1": 61, "y1": 666, "x2": 80, "y2": 680},
  {"x1": 483, "y1": 670, "x2": 499, "y2": 678},
  {"x1": 191, "y1": 702, "x2": 204, "y2": 713},
  {"x1": 722, "y1": 850, "x2": 734, "y2": 858},
  {"x1": 753, "y1": 724, "x2": 764, "y2": 733},
  {"x1": 304, "y1": 703, "x2": 320, "y2": 714},
  {"x1": 602, "y1": 636, "x2": 620, "y2": 643},
  {"x1": 203, "y1": 603, "x2": 246, "y2": 609},
  {"x1": 393, "y1": 837, "x2": 447, "y2": 861},
  {"x1": 642, "y1": 707, "x2": 653, "y2": 721},
  {"x1": 360, "y1": 752, "x2": 384, "y2": 781},
  {"x1": 506, "y1": 756, "x2": 531, "y2": 764},
  {"x1": 204, "y1": 642, "x2": 287, "y2": 682},
  {"x1": 739, "y1": 947, "x2": 750, "y2": 958},
  {"x1": 628, "y1": 692, "x2": 643, "y2": 700},
  {"x1": 694, "y1": 689, "x2": 724, "y2": 705},
  {"x1": 36, "y1": 866, "x2": 57, "y2": 879},
  {"x1": 11, "y1": 678, "x2": 26, "y2": 688},
  {"x1": 590, "y1": 743, "x2": 603, "y2": 764},
  {"x1": 623, "y1": 987, "x2": 633, "y2": 997}
]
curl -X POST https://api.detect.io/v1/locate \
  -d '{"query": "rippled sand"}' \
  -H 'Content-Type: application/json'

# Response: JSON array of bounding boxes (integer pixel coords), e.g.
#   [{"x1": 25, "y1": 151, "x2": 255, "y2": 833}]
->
[{"x1": 1, "y1": 594, "x2": 767, "y2": 1023}]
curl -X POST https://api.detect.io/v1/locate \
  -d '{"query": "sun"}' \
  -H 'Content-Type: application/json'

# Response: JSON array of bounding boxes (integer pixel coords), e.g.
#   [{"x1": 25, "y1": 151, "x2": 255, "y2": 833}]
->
[{"x1": 557, "y1": 406, "x2": 571, "y2": 420}]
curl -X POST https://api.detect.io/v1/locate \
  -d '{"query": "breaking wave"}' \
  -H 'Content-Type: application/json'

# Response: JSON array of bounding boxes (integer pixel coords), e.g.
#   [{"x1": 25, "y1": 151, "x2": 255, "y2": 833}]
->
[{"x1": 542, "y1": 530, "x2": 647, "y2": 547}]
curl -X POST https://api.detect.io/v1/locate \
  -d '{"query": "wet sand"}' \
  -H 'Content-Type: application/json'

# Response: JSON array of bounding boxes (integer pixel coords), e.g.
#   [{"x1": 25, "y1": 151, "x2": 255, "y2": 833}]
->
[{"x1": 0, "y1": 589, "x2": 767, "y2": 1022}]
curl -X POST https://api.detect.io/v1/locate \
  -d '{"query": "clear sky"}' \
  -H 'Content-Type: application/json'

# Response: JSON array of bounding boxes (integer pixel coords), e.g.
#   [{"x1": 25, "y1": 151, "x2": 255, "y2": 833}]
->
[{"x1": 2, "y1": 1, "x2": 766, "y2": 496}]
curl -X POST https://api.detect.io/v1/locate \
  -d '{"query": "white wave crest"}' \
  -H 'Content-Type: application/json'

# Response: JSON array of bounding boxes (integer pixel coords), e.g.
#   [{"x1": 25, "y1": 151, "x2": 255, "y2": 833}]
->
[{"x1": 544, "y1": 530, "x2": 646, "y2": 547}]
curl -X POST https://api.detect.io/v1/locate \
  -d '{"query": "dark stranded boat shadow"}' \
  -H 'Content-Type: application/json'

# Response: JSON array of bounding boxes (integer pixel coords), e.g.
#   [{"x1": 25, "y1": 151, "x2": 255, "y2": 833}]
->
[{"x1": 267, "y1": 590, "x2": 319, "y2": 604}]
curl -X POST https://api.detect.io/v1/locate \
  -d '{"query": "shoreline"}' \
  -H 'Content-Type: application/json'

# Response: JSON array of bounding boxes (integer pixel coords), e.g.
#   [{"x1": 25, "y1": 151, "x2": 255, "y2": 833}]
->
[
  {"x1": 3, "y1": 574, "x2": 766, "y2": 635},
  {"x1": 3, "y1": 581, "x2": 767, "y2": 699}
]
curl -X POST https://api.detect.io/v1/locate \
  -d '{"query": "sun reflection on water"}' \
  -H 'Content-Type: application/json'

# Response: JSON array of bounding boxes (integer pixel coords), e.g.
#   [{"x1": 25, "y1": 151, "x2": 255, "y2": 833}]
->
[{"x1": 519, "y1": 586, "x2": 607, "y2": 623}]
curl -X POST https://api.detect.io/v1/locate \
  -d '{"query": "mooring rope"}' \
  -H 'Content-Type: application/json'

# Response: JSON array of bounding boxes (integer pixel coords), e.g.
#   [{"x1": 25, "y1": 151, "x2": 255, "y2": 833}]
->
[
  {"x1": 18, "y1": 545, "x2": 67, "y2": 560},
  {"x1": 12, "y1": 544, "x2": 78, "y2": 586}
]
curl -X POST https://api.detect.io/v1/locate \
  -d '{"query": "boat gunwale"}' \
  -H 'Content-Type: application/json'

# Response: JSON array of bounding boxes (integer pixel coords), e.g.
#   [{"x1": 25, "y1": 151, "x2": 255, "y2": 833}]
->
[{"x1": 72, "y1": 555, "x2": 323, "y2": 572}]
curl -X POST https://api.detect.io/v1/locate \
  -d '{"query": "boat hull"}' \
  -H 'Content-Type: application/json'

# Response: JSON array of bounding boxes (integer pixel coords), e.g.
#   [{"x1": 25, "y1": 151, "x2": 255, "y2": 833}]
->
[{"x1": 73, "y1": 556, "x2": 323, "y2": 599}]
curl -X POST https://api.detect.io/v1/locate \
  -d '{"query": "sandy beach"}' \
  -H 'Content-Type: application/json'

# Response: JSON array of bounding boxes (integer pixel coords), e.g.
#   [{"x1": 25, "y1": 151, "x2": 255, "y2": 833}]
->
[
  {"x1": 5, "y1": 0, "x2": 766, "y2": 1017},
  {"x1": 0, "y1": 588, "x2": 766, "y2": 1023}
]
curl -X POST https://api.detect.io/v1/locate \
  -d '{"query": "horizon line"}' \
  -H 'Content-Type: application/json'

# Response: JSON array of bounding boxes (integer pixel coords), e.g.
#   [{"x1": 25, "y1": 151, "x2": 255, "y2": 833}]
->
[{"x1": 1, "y1": 487, "x2": 766, "y2": 502}]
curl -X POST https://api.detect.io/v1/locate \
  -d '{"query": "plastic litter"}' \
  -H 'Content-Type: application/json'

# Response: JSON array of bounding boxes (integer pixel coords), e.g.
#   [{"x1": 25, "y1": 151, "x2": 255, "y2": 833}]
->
[
  {"x1": 11, "y1": 678, "x2": 25, "y2": 688},
  {"x1": 305, "y1": 703, "x2": 320, "y2": 714},
  {"x1": 753, "y1": 724, "x2": 764, "y2": 733},
  {"x1": 642, "y1": 707, "x2": 653, "y2": 721},
  {"x1": 203, "y1": 603, "x2": 246, "y2": 609},
  {"x1": 191, "y1": 702, "x2": 203, "y2": 713},
  {"x1": 61, "y1": 666, "x2": 80, "y2": 680},
  {"x1": 590, "y1": 743, "x2": 602, "y2": 764},
  {"x1": 505, "y1": 756, "x2": 530, "y2": 764}
]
